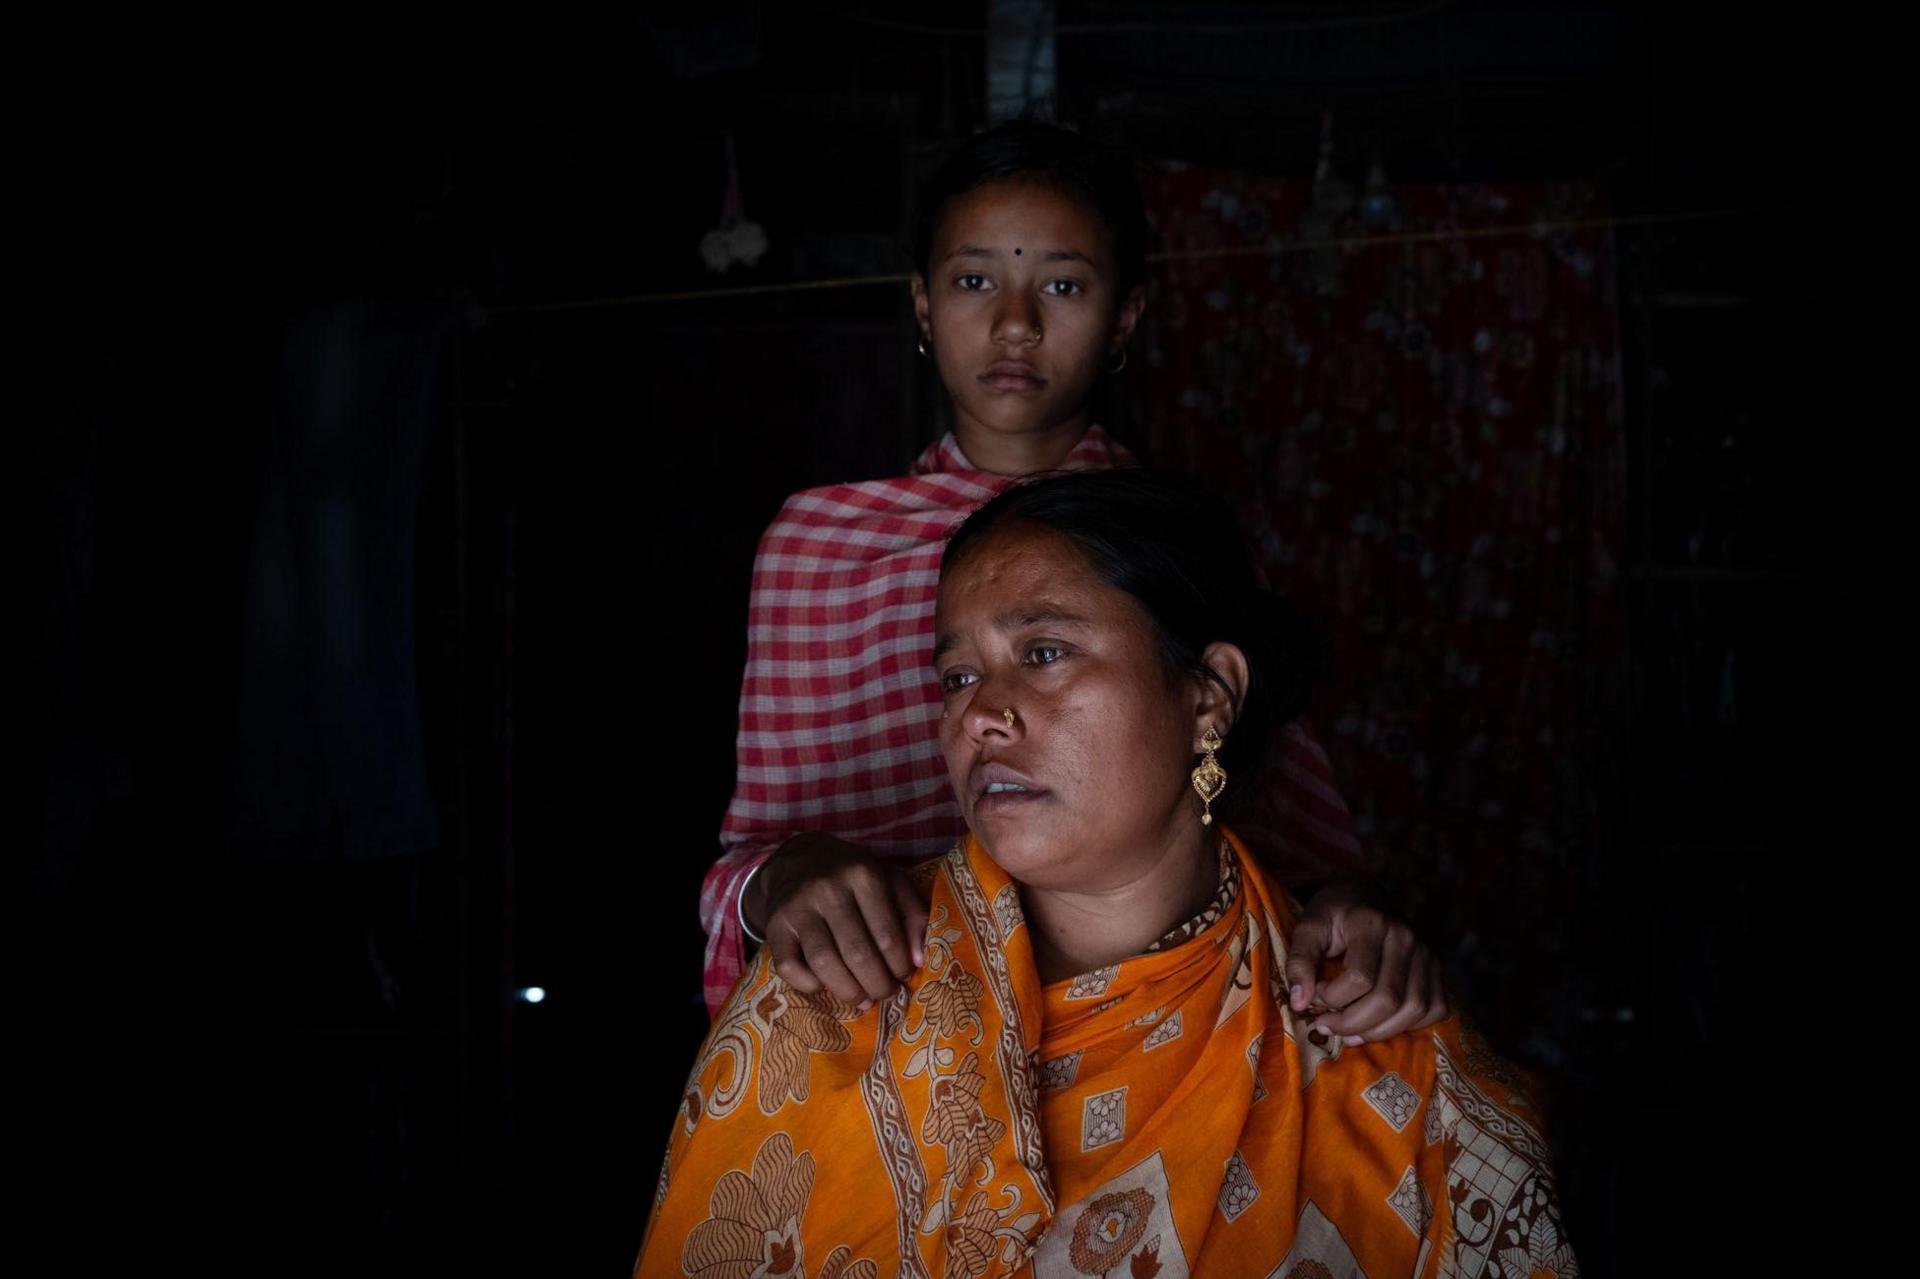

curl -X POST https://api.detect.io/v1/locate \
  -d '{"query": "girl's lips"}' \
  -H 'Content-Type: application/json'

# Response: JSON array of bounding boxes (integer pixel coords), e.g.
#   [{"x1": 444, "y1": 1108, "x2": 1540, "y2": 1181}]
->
[{"x1": 980, "y1": 364, "x2": 1046, "y2": 393}]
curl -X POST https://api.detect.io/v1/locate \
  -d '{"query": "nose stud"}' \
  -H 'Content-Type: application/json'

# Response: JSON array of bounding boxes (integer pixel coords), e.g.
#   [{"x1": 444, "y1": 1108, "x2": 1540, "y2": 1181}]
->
[{"x1": 1002, "y1": 708, "x2": 1017, "y2": 728}]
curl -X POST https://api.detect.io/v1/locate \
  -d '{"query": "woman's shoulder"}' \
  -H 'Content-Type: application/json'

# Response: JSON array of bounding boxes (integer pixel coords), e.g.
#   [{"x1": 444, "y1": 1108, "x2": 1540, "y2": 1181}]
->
[{"x1": 905, "y1": 848, "x2": 958, "y2": 898}]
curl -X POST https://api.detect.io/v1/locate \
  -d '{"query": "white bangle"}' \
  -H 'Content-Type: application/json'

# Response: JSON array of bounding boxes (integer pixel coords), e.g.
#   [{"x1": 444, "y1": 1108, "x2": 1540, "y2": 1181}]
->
[{"x1": 736, "y1": 860, "x2": 767, "y2": 946}]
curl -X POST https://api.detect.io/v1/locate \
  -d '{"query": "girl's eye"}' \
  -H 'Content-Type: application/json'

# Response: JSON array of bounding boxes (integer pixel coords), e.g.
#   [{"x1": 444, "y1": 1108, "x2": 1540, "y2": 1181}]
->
[
  {"x1": 955, "y1": 274, "x2": 989, "y2": 291},
  {"x1": 1042, "y1": 279, "x2": 1083, "y2": 297}
]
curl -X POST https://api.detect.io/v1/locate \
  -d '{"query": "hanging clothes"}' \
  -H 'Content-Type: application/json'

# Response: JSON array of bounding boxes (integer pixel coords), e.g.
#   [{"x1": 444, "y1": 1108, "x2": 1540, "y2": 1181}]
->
[{"x1": 226, "y1": 299, "x2": 449, "y2": 862}]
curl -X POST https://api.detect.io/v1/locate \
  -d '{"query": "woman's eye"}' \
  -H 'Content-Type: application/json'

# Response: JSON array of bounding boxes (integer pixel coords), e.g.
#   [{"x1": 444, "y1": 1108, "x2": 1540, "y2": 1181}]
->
[
  {"x1": 1025, "y1": 644, "x2": 1065, "y2": 666},
  {"x1": 940, "y1": 670, "x2": 978, "y2": 693}
]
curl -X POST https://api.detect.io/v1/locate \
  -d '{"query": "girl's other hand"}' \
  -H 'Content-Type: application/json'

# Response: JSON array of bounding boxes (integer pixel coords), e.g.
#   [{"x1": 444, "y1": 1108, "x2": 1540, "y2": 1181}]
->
[
  {"x1": 1284, "y1": 879, "x2": 1449, "y2": 1045},
  {"x1": 750, "y1": 833, "x2": 929, "y2": 1006}
]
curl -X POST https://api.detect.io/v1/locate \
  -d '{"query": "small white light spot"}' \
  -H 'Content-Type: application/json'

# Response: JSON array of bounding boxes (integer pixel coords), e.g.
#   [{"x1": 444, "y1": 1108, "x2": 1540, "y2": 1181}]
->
[{"x1": 518, "y1": 986, "x2": 546, "y2": 1004}]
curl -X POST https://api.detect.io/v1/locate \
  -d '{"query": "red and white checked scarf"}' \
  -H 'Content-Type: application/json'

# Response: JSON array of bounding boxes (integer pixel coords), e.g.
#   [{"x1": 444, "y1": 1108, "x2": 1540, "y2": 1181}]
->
[{"x1": 699, "y1": 428, "x2": 1364, "y2": 1012}]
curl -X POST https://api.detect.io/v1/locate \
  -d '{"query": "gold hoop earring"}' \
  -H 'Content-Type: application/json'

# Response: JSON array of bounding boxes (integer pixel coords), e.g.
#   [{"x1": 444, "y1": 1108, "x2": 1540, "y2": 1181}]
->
[
  {"x1": 1190, "y1": 727, "x2": 1227, "y2": 826},
  {"x1": 1108, "y1": 346, "x2": 1129, "y2": 374}
]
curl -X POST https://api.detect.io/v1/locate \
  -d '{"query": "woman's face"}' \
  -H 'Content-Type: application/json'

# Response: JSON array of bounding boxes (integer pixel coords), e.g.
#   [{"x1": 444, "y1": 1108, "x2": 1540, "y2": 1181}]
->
[
  {"x1": 932, "y1": 524, "x2": 1209, "y2": 890},
  {"x1": 912, "y1": 180, "x2": 1144, "y2": 449}
]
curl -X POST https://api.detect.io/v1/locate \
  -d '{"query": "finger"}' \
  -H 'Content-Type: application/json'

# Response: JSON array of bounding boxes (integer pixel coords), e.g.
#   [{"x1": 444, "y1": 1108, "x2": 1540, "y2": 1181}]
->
[
  {"x1": 1348, "y1": 942, "x2": 1431, "y2": 1043},
  {"x1": 1284, "y1": 916, "x2": 1331, "y2": 1012},
  {"x1": 890, "y1": 873, "x2": 929, "y2": 969},
  {"x1": 1315, "y1": 914, "x2": 1386, "y2": 1012},
  {"x1": 1316, "y1": 926, "x2": 1411, "y2": 1040},
  {"x1": 790, "y1": 912, "x2": 870, "y2": 1006},
  {"x1": 849, "y1": 872, "x2": 913, "y2": 981},
  {"x1": 767, "y1": 916, "x2": 824, "y2": 995},
  {"x1": 816, "y1": 891, "x2": 900, "y2": 1004},
  {"x1": 1414, "y1": 952, "x2": 1449, "y2": 1029}
]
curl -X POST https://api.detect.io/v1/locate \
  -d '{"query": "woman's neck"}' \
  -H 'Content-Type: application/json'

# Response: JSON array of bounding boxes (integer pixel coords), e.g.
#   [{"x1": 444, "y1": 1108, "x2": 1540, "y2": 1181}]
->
[
  {"x1": 1020, "y1": 821, "x2": 1219, "y2": 986},
  {"x1": 952, "y1": 413, "x2": 1091, "y2": 477}
]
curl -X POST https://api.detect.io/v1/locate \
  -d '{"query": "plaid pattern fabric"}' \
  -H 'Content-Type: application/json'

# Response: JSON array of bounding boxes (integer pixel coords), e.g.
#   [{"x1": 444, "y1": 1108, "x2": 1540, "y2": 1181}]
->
[{"x1": 699, "y1": 427, "x2": 1363, "y2": 1012}]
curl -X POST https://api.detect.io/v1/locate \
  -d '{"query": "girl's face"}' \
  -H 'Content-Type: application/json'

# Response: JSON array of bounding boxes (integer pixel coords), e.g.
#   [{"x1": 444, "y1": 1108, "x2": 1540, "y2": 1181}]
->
[{"x1": 912, "y1": 180, "x2": 1145, "y2": 452}]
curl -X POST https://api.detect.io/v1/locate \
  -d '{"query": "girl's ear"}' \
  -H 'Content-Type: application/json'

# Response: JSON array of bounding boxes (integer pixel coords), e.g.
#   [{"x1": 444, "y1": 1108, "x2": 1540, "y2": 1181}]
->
[
  {"x1": 1109, "y1": 282, "x2": 1147, "y2": 350},
  {"x1": 911, "y1": 274, "x2": 932, "y2": 343}
]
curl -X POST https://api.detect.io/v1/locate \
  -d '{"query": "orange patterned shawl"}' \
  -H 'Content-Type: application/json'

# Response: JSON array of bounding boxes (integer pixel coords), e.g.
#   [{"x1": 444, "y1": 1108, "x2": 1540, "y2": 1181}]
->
[{"x1": 637, "y1": 832, "x2": 1575, "y2": 1278}]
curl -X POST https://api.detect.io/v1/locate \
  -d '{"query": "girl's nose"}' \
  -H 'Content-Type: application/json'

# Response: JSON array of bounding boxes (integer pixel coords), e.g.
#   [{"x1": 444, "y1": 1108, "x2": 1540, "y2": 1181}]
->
[{"x1": 994, "y1": 293, "x2": 1042, "y2": 347}]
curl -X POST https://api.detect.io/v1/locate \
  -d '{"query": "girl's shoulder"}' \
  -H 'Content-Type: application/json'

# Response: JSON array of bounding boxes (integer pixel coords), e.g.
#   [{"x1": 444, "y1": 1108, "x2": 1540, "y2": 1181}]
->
[
  {"x1": 749, "y1": 471, "x2": 1006, "y2": 574},
  {"x1": 769, "y1": 469, "x2": 1003, "y2": 527}
]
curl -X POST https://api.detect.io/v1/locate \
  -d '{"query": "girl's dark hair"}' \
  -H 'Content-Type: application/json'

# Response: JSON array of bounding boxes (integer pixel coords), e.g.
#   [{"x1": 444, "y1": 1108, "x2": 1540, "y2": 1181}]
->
[
  {"x1": 913, "y1": 120, "x2": 1151, "y2": 295},
  {"x1": 941, "y1": 470, "x2": 1320, "y2": 802}
]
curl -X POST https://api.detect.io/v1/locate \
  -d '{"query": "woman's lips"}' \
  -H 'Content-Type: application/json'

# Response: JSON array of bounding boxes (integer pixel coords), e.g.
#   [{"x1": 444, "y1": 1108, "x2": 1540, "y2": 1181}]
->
[
  {"x1": 972, "y1": 762, "x2": 1048, "y2": 813},
  {"x1": 976, "y1": 785, "x2": 1046, "y2": 814}
]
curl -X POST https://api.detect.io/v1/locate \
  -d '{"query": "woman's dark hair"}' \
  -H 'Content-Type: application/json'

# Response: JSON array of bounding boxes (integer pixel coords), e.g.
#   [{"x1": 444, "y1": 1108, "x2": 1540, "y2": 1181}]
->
[
  {"x1": 913, "y1": 120, "x2": 1151, "y2": 296},
  {"x1": 941, "y1": 469, "x2": 1320, "y2": 803}
]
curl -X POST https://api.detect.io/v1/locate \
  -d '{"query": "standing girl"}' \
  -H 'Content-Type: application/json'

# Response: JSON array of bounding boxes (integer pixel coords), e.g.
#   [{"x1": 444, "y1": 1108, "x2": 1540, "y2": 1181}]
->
[{"x1": 700, "y1": 122, "x2": 1446, "y2": 1043}]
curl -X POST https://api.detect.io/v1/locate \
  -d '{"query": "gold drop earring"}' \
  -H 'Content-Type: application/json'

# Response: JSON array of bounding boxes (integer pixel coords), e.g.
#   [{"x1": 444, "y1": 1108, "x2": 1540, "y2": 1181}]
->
[{"x1": 1190, "y1": 727, "x2": 1227, "y2": 826}]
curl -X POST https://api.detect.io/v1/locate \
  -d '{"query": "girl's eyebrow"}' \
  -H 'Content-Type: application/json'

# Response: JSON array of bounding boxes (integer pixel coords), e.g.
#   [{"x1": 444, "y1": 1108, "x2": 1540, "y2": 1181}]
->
[{"x1": 943, "y1": 245, "x2": 1095, "y2": 265}]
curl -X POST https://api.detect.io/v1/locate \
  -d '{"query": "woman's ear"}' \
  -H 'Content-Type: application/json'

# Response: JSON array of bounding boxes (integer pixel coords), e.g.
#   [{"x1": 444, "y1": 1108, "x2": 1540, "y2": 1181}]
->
[
  {"x1": 1194, "y1": 641, "x2": 1250, "y2": 746},
  {"x1": 911, "y1": 274, "x2": 932, "y2": 343}
]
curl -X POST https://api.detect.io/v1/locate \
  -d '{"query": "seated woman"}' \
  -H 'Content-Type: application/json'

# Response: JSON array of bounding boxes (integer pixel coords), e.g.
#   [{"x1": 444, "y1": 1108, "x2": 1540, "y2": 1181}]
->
[{"x1": 638, "y1": 471, "x2": 1575, "y2": 1279}]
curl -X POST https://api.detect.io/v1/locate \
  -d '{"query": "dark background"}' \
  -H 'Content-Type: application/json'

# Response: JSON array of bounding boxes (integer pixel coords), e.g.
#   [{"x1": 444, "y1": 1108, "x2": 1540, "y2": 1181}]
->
[{"x1": 30, "y1": 5, "x2": 1872, "y2": 1276}]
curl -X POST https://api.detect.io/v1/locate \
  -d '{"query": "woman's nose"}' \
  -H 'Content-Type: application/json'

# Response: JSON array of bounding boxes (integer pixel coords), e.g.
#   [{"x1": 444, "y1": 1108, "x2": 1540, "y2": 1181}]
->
[{"x1": 959, "y1": 683, "x2": 1024, "y2": 742}]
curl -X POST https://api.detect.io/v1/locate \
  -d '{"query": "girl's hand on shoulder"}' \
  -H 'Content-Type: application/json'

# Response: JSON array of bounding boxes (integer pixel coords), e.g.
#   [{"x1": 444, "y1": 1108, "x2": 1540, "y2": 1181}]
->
[
  {"x1": 1284, "y1": 878, "x2": 1448, "y2": 1045},
  {"x1": 751, "y1": 833, "x2": 929, "y2": 1007}
]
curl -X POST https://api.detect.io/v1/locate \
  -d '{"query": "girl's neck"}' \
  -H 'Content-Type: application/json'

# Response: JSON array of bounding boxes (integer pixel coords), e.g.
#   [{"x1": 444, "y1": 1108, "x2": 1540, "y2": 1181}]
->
[{"x1": 952, "y1": 413, "x2": 1091, "y2": 477}]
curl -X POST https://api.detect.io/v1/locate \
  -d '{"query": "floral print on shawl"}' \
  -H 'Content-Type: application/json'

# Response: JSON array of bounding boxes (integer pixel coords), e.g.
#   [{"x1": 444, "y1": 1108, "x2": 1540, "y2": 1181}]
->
[{"x1": 640, "y1": 833, "x2": 1575, "y2": 1278}]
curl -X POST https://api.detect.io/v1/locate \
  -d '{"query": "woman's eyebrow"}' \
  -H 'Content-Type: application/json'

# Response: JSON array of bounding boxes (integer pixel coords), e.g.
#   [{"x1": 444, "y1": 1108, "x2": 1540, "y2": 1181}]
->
[
  {"x1": 930, "y1": 608, "x2": 1093, "y2": 665},
  {"x1": 999, "y1": 607, "x2": 1093, "y2": 631}
]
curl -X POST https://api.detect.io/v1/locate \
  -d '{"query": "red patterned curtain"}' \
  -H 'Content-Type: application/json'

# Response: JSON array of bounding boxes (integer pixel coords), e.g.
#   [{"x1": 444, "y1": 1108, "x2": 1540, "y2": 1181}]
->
[{"x1": 1127, "y1": 165, "x2": 1626, "y2": 1048}]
